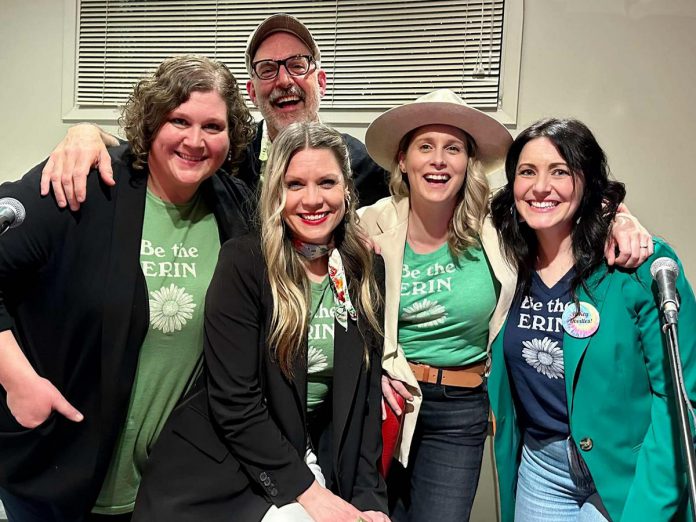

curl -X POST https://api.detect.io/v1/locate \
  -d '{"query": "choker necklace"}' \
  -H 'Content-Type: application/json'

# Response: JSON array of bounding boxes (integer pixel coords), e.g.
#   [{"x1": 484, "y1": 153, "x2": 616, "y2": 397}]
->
[
  {"x1": 291, "y1": 238, "x2": 357, "y2": 330},
  {"x1": 292, "y1": 238, "x2": 332, "y2": 260}
]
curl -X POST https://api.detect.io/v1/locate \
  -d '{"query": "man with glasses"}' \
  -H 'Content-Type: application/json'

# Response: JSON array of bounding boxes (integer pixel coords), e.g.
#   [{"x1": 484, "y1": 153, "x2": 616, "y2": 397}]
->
[
  {"x1": 239, "y1": 14, "x2": 389, "y2": 204},
  {"x1": 40, "y1": 14, "x2": 389, "y2": 210}
]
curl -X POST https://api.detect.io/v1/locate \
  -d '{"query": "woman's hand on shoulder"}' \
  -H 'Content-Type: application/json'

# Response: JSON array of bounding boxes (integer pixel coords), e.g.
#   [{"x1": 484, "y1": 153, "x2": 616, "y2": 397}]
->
[
  {"x1": 6, "y1": 374, "x2": 83, "y2": 428},
  {"x1": 297, "y1": 480, "x2": 377, "y2": 521},
  {"x1": 605, "y1": 205, "x2": 653, "y2": 268}
]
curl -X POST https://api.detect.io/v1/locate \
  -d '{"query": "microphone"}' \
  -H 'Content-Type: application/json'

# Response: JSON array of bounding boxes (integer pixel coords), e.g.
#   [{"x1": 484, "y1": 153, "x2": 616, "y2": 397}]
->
[
  {"x1": 650, "y1": 257, "x2": 680, "y2": 325},
  {"x1": 0, "y1": 197, "x2": 26, "y2": 236}
]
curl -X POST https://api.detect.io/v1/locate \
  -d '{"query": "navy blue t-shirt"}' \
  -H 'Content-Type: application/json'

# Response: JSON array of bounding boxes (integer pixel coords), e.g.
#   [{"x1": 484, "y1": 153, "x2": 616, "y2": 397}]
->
[{"x1": 503, "y1": 270, "x2": 573, "y2": 439}]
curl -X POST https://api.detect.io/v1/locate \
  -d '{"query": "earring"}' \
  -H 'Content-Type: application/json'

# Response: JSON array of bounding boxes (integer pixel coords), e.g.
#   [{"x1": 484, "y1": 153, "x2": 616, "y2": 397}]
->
[{"x1": 226, "y1": 150, "x2": 232, "y2": 162}]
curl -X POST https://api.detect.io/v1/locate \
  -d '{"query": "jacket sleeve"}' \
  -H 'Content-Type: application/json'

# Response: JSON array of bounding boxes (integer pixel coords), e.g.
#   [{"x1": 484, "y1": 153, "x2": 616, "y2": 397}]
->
[
  {"x1": 620, "y1": 239, "x2": 696, "y2": 520},
  {"x1": 0, "y1": 161, "x2": 71, "y2": 332},
  {"x1": 343, "y1": 133, "x2": 390, "y2": 208},
  {"x1": 203, "y1": 238, "x2": 314, "y2": 507},
  {"x1": 350, "y1": 255, "x2": 388, "y2": 513}
]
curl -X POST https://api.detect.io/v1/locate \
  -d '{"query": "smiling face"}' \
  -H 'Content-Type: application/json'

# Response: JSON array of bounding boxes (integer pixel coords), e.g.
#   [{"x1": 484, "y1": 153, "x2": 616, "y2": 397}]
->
[
  {"x1": 398, "y1": 124, "x2": 470, "y2": 211},
  {"x1": 282, "y1": 147, "x2": 346, "y2": 245},
  {"x1": 147, "y1": 90, "x2": 229, "y2": 204},
  {"x1": 513, "y1": 137, "x2": 584, "y2": 240},
  {"x1": 247, "y1": 32, "x2": 327, "y2": 140}
]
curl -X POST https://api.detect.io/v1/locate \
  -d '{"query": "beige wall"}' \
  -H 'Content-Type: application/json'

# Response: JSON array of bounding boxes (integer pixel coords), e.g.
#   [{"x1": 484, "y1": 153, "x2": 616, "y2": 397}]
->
[
  {"x1": 3, "y1": 0, "x2": 694, "y2": 277},
  {"x1": 0, "y1": 1, "x2": 694, "y2": 520},
  {"x1": 2, "y1": 1, "x2": 695, "y2": 277}
]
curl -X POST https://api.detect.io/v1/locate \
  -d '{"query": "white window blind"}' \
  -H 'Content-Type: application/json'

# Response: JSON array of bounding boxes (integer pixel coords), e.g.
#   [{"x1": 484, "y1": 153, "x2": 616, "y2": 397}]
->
[{"x1": 76, "y1": 0, "x2": 507, "y2": 112}]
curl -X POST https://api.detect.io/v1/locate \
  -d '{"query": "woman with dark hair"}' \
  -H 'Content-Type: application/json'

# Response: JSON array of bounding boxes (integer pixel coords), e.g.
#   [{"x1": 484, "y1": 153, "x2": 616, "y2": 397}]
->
[
  {"x1": 489, "y1": 118, "x2": 696, "y2": 521},
  {"x1": 0, "y1": 55, "x2": 254, "y2": 521},
  {"x1": 132, "y1": 122, "x2": 388, "y2": 522}
]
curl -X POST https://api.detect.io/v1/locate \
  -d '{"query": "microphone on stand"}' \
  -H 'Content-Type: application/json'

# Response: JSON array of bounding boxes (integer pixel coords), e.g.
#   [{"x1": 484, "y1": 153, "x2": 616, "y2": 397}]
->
[
  {"x1": 651, "y1": 255, "x2": 696, "y2": 516},
  {"x1": 0, "y1": 197, "x2": 26, "y2": 236},
  {"x1": 650, "y1": 257, "x2": 680, "y2": 325}
]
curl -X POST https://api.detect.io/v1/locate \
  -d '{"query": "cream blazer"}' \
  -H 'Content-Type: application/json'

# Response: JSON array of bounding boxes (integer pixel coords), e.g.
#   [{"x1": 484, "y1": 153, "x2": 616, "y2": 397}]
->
[{"x1": 358, "y1": 196, "x2": 516, "y2": 465}]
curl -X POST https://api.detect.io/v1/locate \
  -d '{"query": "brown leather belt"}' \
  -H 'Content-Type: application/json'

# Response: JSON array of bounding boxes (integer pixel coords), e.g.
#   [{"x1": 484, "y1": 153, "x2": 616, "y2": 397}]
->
[{"x1": 408, "y1": 361, "x2": 486, "y2": 388}]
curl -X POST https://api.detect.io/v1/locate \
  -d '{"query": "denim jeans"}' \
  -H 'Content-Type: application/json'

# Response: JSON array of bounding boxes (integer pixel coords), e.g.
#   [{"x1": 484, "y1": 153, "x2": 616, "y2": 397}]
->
[
  {"x1": 515, "y1": 433, "x2": 610, "y2": 522},
  {"x1": 389, "y1": 381, "x2": 489, "y2": 522},
  {"x1": 0, "y1": 489, "x2": 131, "y2": 522}
]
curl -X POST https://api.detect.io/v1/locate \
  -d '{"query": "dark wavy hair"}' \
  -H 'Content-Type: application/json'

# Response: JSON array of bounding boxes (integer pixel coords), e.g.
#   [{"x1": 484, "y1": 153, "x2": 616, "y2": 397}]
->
[
  {"x1": 120, "y1": 54, "x2": 256, "y2": 170},
  {"x1": 490, "y1": 118, "x2": 626, "y2": 299}
]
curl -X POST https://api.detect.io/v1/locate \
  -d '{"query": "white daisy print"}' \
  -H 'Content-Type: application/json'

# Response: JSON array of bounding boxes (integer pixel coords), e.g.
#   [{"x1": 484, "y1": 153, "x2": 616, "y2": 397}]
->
[
  {"x1": 402, "y1": 298, "x2": 447, "y2": 328},
  {"x1": 307, "y1": 346, "x2": 328, "y2": 374},
  {"x1": 149, "y1": 283, "x2": 196, "y2": 333},
  {"x1": 522, "y1": 337, "x2": 564, "y2": 379}
]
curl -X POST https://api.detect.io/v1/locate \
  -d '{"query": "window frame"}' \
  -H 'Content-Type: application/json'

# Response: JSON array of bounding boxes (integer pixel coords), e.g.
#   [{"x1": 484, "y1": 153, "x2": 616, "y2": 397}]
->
[{"x1": 61, "y1": 0, "x2": 523, "y2": 127}]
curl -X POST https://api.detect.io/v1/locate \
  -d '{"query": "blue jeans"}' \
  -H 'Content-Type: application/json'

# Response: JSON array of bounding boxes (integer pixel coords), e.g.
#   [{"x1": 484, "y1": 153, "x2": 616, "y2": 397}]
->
[
  {"x1": 389, "y1": 381, "x2": 489, "y2": 521},
  {"x1": 0, "y1": 489, "x2": 131, "y2": 522},
  {"x1": 515, "y1": 433, "x2": 610, "y2": 521}
]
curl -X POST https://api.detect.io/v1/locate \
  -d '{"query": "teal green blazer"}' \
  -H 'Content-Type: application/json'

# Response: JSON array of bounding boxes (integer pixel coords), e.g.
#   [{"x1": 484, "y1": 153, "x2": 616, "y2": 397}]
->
[{"x1": 488, "y1": 239, "x2": 696, "y2": 521}]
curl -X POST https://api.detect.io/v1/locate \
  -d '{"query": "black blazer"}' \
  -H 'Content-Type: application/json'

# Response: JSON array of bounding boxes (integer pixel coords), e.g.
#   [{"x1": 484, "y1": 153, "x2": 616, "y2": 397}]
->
[
  {"x1": 133, "y1": 235, "x2": 388, "y2": 521},
  {"x1": 0, "y1": 145, "x2": 252, "y2": 514},
  {"x1": 235, "y1": 122, "x2": 390, "y2": 207}
]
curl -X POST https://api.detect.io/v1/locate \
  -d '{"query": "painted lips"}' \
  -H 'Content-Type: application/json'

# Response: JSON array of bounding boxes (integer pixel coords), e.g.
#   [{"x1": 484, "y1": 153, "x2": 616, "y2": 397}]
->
[{"x1": 299, "y1": 212, "x2": 329, "y2": 225}]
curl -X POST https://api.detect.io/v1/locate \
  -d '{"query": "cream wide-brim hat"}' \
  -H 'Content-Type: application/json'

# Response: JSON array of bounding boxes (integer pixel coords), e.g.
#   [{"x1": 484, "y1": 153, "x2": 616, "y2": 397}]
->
[{"x1": 365, "y1": 89, "x2": 512, "y2": 174}]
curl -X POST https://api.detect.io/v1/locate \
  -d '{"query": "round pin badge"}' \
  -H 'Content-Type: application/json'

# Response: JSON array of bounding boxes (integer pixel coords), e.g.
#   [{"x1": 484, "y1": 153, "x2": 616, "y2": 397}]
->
[{"x1": 562, "y1": 301, "x2": 600, "y2": 338}]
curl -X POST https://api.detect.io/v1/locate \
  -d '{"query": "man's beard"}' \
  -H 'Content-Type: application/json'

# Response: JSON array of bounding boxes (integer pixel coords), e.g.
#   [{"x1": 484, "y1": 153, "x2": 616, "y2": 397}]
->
[{"x1": 260, "y1": 84, "x2": 322, "y2": 139}]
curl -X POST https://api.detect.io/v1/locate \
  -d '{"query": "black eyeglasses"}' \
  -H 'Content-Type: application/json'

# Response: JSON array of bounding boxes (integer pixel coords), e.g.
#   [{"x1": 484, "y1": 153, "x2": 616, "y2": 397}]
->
[{"x1": 251, "y1": 55, "x2": 316, "y2": 80}]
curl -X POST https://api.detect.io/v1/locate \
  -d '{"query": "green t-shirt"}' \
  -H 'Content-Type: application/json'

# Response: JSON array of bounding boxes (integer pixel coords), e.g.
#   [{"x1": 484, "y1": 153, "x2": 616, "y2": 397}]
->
[
  {"x1": 306, "y1": 278, "x2": 335, "y2": 414},
  {"x1": 398, "y1": 242, "x2": 497, "y2": 367},
  {"x1": 93, "y1": 189, "x2": 220, "y2": 514}
]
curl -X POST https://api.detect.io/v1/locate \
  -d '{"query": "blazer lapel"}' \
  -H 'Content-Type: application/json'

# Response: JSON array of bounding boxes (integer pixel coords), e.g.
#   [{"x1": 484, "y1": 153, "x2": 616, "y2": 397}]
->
[
  {"x1": 480, "y1": 218, "x2": 517, "y2": 348},
  {"x1": 564, "y1": 266, "x2": 614, "y2": 414},
  {"x1": 100, "y1": 171, "x2": 148, "y2": 424},
  {"x1": 369, "y1": 198, "x2": 409, "y2": 369},
  {"x1": 332, "y1": 318, "x2": 364, "y2": 467},
  {"x1": 203, "y1": 174, "x2": 251, "y2": 242},
  {"x1": 292, "y1": 346, "x2": 309, "y2": 432}
]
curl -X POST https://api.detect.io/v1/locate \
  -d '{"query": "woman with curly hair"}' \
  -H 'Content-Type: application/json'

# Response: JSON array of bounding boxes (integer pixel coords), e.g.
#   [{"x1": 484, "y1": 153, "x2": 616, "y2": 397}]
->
[
  {"x1": 489, "y1": 118, "x2": 696, "y2": 521},
  {"x1": 132, "y1": 122, "x2": 388, "y2": 522},
  {"x1": 0, "y1": 54, "x2": 255, "y2": 521}
]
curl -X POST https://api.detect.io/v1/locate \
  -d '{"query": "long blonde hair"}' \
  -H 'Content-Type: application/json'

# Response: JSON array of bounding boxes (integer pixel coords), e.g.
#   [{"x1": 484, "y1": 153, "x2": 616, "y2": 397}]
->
[
  {"x1": 259, "y1": 122, "x2": 382, "y2": 379},
  {"x1": 389, "y1": 128, "x2": 490, "y2": 256}
]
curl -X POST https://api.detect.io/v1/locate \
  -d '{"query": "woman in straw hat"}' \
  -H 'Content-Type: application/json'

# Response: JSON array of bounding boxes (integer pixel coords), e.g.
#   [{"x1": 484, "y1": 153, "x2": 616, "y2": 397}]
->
[{"x1": 359, "y1": 89, "x2": 652, "y2": 520}]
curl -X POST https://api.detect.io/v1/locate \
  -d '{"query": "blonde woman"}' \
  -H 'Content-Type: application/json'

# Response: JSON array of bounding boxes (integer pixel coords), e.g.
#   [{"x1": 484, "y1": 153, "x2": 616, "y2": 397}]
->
[
  {"x1": 133, "y1": 122, "x2": 389, "y2": 522},
  {"x1": 359, "y1": 90, "x2": 653, "y2": 521}
]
